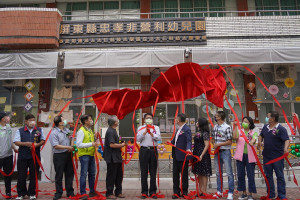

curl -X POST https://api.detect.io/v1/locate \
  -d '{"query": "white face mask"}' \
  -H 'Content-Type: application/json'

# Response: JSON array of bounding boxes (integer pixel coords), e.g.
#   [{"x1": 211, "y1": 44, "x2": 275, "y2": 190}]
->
[
  {"x1": 145, "y1": 118, "x2": 153, "y2": 125},
  {"x1": 63, "y1": 120, "x2": 68, "y2": 126},
  {"x1": 29, "y1": 121, "x2": 36, "y2": 127},
  {"x1": 90, "y1": 120, "x2": 94, "y2": 126}
]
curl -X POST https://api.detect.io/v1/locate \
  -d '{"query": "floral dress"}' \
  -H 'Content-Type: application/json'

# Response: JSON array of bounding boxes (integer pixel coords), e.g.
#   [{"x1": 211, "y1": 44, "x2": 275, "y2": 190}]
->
[{"x1": 192, "y1": 131, "x2": 212, "y2": 176}]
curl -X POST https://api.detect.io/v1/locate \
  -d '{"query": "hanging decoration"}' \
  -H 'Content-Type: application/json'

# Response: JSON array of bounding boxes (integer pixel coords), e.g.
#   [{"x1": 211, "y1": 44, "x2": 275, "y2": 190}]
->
[
  {"x1": 253, "y1": 98, "x2": 263, "y2": 110},
  {"x1": 202, "y1": 105, "x2": 211, "y2": 113},
  {"x1": 24, "y1": 80, "x2": 36, "y2": 91},
  {"x1": 157, "y1": 144, "x2": 166, "y2": 155},
  {"x1": 296, "y1": 96, "x2": 300, "y2": 102},
  {"x1": 229, "y1": 89, "x2": 238, "y2": 97},
  {"x1": 224, "y1": 99, "x2": 234, "y2": 110},
  {"x1": 284, "y1": 78, "x2": 295, "y2": 88},
  {"x1": 195, "y1": 99, "x2": 202, "y2": 107},
  {"x1": 268, "y1": 85, "x2": 279, "y2": 95},
  {"x1": 283, "y1": 92, "x2": 289, "y2": 99},
  {"x1": 247, "y1": 82, "x2": 256, "y2": 96}
]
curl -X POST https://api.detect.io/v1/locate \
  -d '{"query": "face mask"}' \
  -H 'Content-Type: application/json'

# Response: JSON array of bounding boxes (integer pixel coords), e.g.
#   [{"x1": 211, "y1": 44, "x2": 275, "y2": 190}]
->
[
  {"x1": 63, "y1": 120, "x2": 68, "y2": 126},
  {"x1": 265, "y1": 117, "x2": 269, "y2": 124},
  {"x1": 90, "y1": 120, "x2": 94, "y2": 126},
  {"x1": 242, "y1": 122, "x2": 249, "y2": 129},
  {"x1": 214, "y1": 116, "x2": 217, "y2": 122},
  {"x1": 29, "y1": 121, "x2": 36, "y2": 127},
  {"x1": 145, "y1": 118, "x2": 153, "y2": 125}
]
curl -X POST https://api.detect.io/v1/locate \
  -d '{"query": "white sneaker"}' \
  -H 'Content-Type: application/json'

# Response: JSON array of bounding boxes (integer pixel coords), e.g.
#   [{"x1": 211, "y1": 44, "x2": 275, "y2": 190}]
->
[
  {"x1": 16, "y1": 197, "x2": 24, "y2": 200},
  {"x1": 213, "y1": 191, "x2": 223, "y2": 199},
  {"x1": 227, "y1": 193, "x2": 233, "y2": 200},
  {"x1": 30, "y1": 195, "x2": 36, "y2": 200}
]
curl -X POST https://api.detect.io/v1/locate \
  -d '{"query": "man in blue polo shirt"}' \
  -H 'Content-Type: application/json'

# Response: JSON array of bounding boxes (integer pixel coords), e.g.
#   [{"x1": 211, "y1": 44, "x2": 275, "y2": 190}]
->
[{"x1": 258, "y1": 111, "x2": 290, "y2": 200}]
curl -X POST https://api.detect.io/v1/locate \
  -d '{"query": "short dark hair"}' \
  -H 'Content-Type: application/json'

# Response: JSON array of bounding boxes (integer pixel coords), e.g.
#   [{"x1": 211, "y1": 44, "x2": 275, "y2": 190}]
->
[
  {"x1": 242, "y1": 116, "x2": 255, "y2": 130},
  {"x1": 25, "y1": 114, "x2": 35, "y2": 121},
  {"x1": 216, "y1": 111, "x2": 226, "y2": 120},
  {"x1": 177, "y1": 113, "x2": 186, "y2": 122},
  {"x1": 268, "y1": 111, "x2": 279, "y2": 122},
  {"x1": 80, "y1": 114, "x2": 92, "y2": 125},
  {"x1": 197, "y1": 117, "x2": 210, "y2": 133},
  {"x1": 108, "y1": 117, "x2": 117, "y2": 127},
  {"x1": 54, "y1": 115, "x2": 63, "y2": 127},
  {"x1": 144, "y1": 113, "x2": 153, "y2": 119}
]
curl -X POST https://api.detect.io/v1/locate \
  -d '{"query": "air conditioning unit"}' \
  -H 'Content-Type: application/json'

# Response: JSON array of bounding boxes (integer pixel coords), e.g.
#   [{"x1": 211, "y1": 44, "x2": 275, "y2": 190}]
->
[
  {"x1": 2, "y1": 79, "x2": 25, "y2": 87},
  {"x1": 62, "y1": 69, "x2": 84, "y2": 87},
  {"x1": 224, "y1": 67, "x2": 235, "y2": 83},
  {"x1": 274, "y1": 64, "x2": 297, "y2": 82}
]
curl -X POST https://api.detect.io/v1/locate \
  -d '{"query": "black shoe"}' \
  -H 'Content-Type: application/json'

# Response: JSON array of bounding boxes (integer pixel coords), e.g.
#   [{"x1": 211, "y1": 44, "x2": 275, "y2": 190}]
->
[
  {"x1": 182, "y1": 193, "x2": 188, "y2": 197},
  {"x1": 152, "y1": 195, "x2": 158, "y2": 199},
  {"x1": 67, "y1": 193, "x2": 75, "y2": 197},
  {"x1": 5, "y1": 193, "x2": 12, "y2": 200},
  {"x1": 89, "y1": 192, "x2": 97, "y2": 197},
  {"x1": 53, "y1": 196, "x2": 61, "y2": 200},
  {"x1": 172, "y1": 195, "x2": 179, "y2": 199}
]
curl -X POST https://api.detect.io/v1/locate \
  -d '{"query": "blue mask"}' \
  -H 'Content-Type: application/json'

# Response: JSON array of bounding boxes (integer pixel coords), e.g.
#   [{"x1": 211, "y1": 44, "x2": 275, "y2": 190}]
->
[
  {"x1": 265, "y1": 117, "x2": 269, "y2": 124},
  {"x1": 214, "y1": 116, "x2": 217, "y2": 122},
  {"x1": 63, "y1": 120, "x2": 68, "y2": 126}
]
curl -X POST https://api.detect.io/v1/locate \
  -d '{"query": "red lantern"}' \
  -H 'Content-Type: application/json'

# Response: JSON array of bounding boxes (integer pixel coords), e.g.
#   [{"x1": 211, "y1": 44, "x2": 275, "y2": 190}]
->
[{"x1": 295, "y1": 149, "x2": 299, "y2": 152}]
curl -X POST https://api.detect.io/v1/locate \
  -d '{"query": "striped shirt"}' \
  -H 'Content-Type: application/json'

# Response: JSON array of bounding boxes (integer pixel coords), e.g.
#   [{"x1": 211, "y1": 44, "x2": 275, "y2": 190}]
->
[
  {"x1": 137, "y1": 125, "x2": 161, "y2": 147},
  {"x1": 49, "y1": 127, "x2": 72, "y2": 154},
  {"x1": 0, "y1": 124, "x2": 13, "y2": 158},
  {"x1": 212, "y1": 122, "x2": 232, "y2": 150}
]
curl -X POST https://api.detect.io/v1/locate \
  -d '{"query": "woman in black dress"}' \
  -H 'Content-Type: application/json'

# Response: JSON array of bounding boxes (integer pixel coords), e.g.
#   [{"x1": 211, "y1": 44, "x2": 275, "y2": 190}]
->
[{"x1": 192, "y1": 117, "x2": 212, "y2": 195}]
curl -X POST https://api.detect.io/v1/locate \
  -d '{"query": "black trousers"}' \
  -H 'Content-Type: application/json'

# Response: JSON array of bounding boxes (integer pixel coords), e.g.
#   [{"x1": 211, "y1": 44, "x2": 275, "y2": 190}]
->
[
  {"x1": 0, "y1": 155, "x2": 13, "y2": 195},
  {"x1": 173, "y1": 158, "x2": 189, "y2": 195},
  {"x1": 106, "y1": 162, "x2": 123, "y2": 197},
  {"x1": 17, "y1": 159, "x2": 38, "y2": 196},
  {"x1": 139, "y1": 147, "x2": 158, "y2": 195},
  {"x1": 53, "y1": 152, "x2": 74, "y2": 197}
]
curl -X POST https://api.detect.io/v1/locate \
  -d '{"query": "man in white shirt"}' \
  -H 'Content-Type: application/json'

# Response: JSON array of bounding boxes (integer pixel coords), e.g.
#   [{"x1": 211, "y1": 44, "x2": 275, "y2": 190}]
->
[{"x1": 137, "y1": 113, "x2": 161, "y2": 199}]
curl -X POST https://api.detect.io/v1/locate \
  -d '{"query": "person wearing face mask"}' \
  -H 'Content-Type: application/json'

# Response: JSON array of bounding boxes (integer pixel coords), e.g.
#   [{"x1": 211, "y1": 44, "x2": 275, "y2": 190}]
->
[
  {"x1": 49, "y1": 115, "x2": 75, "y2": 200},
  {"x1": 233, "y1": 117, "x2": 258, "y2": 200},
  {"x1": 137, "y1": 113, "x2": 161, "y2": 199},
  {"x1": 170, "y1": 113, "x2": 192, "y2": 199},
  {"x1": 0, "y1": 112, "x2": 18, "y2": 200},
  {"x1": 258, "y1": 111, "x2": 289, "y2": 200},
  {"x1": 211, "y1": 111, "x2": 234, "y2": 200},
  {"x1": 14, "y1": 114, "x2": 45, "y2": 200},
  {"x1": 104, "y1": 116, "x2": 126, "y2": 199},
  {"x1": 76, "y1": 114, "x2": 98, "y2": 200}
]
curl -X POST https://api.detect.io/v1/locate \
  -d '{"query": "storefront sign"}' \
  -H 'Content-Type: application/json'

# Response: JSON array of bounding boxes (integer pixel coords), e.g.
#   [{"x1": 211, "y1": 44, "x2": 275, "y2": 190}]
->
[{"x1": 59, "y1": 18, "x2": 206, "y2": 48}]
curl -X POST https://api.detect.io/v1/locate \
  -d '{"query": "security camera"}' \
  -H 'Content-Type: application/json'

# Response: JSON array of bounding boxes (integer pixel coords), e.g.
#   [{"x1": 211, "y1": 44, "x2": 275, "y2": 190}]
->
[
  {"x1": 58, "y1": 51, "x2": 65, "y2": 61},
  {"x1": 184, "y1": 48, "x2": 191, "y2": 58}
]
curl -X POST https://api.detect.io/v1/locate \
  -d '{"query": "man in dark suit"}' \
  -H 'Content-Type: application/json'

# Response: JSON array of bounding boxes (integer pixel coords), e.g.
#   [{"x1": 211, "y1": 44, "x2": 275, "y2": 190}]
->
[{"x1": 170, "y1": 113, "x2": 192, "y2": 199}]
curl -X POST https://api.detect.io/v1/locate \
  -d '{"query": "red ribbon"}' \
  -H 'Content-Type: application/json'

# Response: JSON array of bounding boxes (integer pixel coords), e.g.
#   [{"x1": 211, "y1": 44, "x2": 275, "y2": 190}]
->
[{"x1": 0, "y1": 152, "x2": 17, "y2": 177}]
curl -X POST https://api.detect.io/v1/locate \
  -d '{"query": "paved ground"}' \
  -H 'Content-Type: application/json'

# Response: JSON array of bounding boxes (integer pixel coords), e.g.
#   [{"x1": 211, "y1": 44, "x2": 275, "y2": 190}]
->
[{"x1": 1, "y1": 179, "x2": 300, "y2": 200}]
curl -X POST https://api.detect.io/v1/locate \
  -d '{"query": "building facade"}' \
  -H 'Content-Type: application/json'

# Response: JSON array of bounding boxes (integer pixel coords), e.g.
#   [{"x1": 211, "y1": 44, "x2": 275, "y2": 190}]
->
[{"x1": 0, "y1": 0, "x2": 300, "y2": 138}]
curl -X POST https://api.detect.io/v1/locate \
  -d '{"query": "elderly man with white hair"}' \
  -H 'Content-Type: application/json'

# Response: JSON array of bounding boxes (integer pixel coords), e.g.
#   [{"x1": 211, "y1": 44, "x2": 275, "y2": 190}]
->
[{"x1": 104, "y1": 116, "x2": 126, "y2": 199}]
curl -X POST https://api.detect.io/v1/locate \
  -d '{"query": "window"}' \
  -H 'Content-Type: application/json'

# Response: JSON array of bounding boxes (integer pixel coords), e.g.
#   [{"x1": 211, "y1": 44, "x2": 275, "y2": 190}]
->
[
  {"x1": 151, "y1": 0, "x2": 225, "y2": 18},
  {"x1": 209, "y1": 0, "x2": 225, "y2": 17},
  {"x1": 0, "y1": 80, "x2": 39, "y2": 127},
  {"x1": 119, "y1": 73, "x2": 140, "y2": 89},
  {"x1": 151, "y1": 0, "x2": 178, "y2": 18},
  {"x1": 256, "y1": 72, "x2": 300, "y2": 123},
  {"x1": 255, "y1": 0, "x2": 300, "y2": 16},
  {"x1": 65, "y1": 1, "x2": 140, "y2": 20},
  {"x1": 0, "y1": 3, "x2": 40, "y2": 8}
]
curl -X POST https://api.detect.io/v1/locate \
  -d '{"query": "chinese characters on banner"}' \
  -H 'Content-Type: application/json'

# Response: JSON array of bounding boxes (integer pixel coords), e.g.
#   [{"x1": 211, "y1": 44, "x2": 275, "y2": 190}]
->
[{"x1": 59, "y1": 18, "x2": 206, "y2": 47}]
